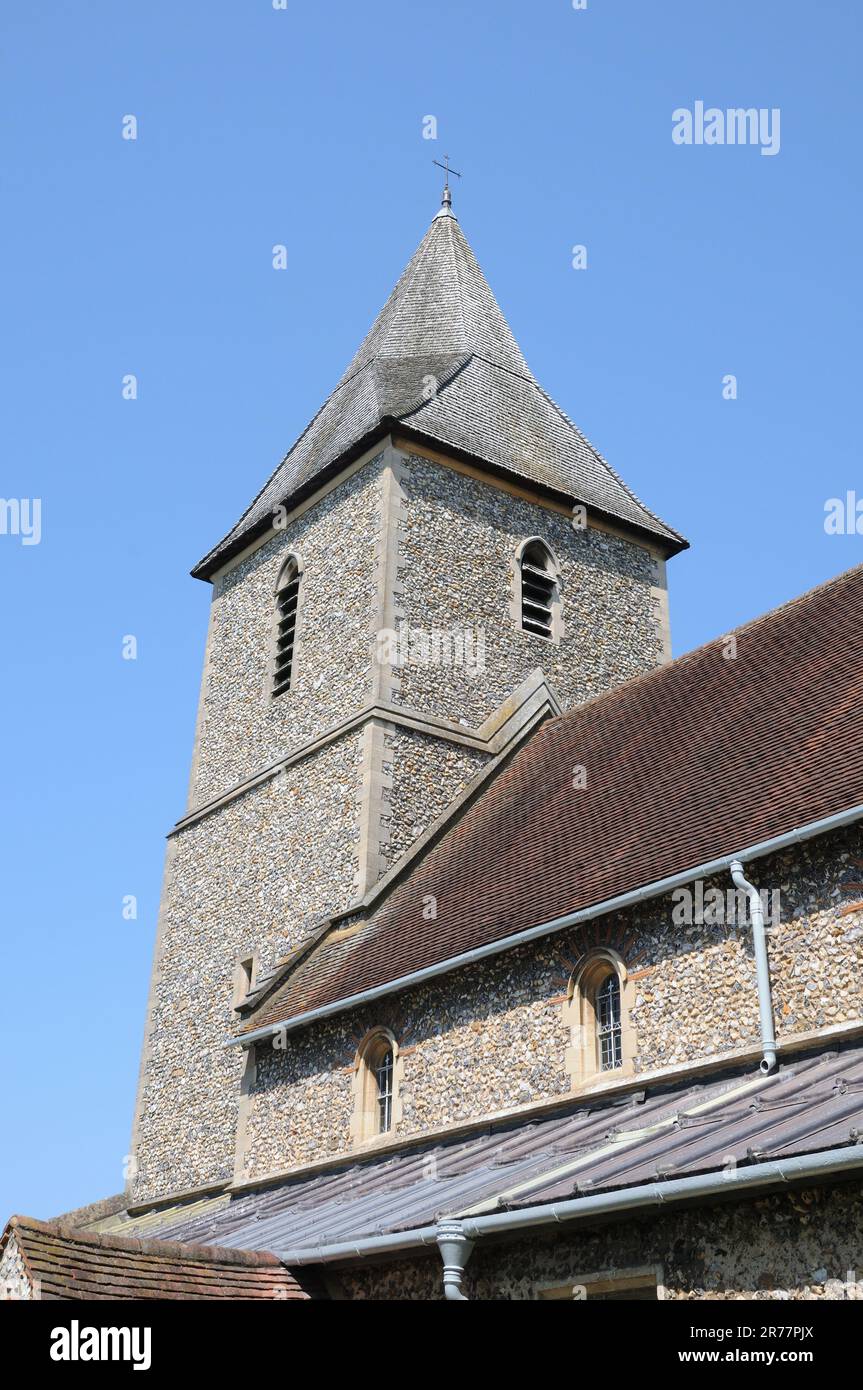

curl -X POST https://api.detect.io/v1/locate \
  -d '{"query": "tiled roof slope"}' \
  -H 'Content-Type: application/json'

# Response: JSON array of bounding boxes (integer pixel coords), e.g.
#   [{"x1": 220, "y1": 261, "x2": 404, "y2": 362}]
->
[
  {"x1": 48, "y1": 1191, "x2": 129, "y2": 1229},
  {"x1": 245, "y1": 562, "x2": 863, "y2": 1035},
  {"x1": 193, "y1": 203, "x2": 684, "y2": 578},
  {"x1": 1, "y1": 1216, "x2": 316, "y2": 1300},
  {"x1": 117, "y1": 1044, "x2": 863, "y2": 1255}
]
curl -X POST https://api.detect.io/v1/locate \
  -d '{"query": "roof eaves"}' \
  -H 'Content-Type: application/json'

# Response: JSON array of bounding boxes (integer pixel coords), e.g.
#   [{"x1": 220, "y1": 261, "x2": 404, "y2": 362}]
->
[
  {"x1": 532, "y1": 379, "x2": 688, "y2": 550},
  {"x1": 7, "y1": 1214, "x2": 287, "y2": 1269},
  {"x1": 191, "y1": 418, "x2": 396, "y2": 581},
  {"x1": 272, "y1": 1133, "x2": 863, "y2": 1269},
  {"x1": 226, "y1": 798, "x2": 863, "y2": 1049},
  {"x1": 392, "y1": 418, "x2": 688, "y2": 556},
  {"x1": 193, "y1": 390, "x2": 687, "y2": 583}
]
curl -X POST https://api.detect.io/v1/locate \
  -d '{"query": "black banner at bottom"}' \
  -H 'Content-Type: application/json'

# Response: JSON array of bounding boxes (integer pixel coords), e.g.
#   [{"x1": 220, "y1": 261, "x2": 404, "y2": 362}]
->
[{"x1": 8, "y1": 1295, "x2": 857, "y2": 1375}]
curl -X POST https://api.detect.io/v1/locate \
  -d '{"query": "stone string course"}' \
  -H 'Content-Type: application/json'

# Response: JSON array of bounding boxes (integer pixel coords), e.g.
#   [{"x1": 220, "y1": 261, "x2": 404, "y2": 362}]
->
[
  {"x1": 242, "y1": 827, "x2": 863, "y2": 1178},
  {"x1": 336, "y1": 1182, "x2": 863, "y2": 1300}
]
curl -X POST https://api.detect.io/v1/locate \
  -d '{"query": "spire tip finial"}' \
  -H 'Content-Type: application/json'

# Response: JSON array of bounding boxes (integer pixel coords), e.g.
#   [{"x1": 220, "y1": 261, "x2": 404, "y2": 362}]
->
[{"x1": 432, "y1": 155, "x2": 461, "y2": 218}]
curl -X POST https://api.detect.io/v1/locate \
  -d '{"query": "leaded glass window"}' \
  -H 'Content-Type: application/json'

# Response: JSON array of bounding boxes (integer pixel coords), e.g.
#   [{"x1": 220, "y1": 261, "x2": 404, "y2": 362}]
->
[
  {"x1": 596, "y1": 973, "x2": 622, "y2": 1071},
  {"x1": 375, "y1": 1048, "x2": 394, "y2": 1133}
]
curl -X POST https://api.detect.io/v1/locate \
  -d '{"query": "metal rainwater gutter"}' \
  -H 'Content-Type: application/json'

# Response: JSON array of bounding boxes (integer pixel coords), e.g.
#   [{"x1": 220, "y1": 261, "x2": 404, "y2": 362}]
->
[
  {"x1": 277, "y1": 1142, "x2": 863, "y2": 1270},
  {"x1": 227, "y1": 803, "x2": 863, "y2": 1048}
]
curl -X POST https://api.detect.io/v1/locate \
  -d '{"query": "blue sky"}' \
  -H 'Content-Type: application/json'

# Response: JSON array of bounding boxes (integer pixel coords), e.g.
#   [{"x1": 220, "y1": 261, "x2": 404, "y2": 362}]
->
[{"x1": 1, "y1": 0, "x2": 860, "y2": 1219}]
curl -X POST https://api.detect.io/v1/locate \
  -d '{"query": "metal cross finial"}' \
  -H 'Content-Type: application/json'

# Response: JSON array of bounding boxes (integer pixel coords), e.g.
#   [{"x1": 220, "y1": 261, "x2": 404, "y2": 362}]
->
[{"x1": 433, "y1": 154, "x2": 462, "y2": 210}]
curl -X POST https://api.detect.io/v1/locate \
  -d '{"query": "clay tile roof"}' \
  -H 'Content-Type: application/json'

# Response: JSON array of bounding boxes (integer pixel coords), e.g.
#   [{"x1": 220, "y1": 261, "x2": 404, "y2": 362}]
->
[
  {"x1": 192, "y1": 204, "x2": 684, "y2": 580},
  {"x1": 1, "y1": 1215, "x2": 320, "y2": 1300},
  {"x1": 244, "y1": 562, "x2": 863, "y2": 1036}
]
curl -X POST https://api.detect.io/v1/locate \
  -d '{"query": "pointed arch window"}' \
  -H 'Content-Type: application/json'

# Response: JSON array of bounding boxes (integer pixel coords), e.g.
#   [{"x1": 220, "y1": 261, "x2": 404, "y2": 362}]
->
[
  {"x1": 595, "y1": 972, "x2": 622, "y2": 1072},
  {"x1": 351, "y1": 1029, "x2": 403, "y2": 1145},
  {"x1": 563, "y1": 949, "x2": 632, "y2": 1088},
  {"x1": 516, "y1": 539, "x2": 561, "y2": 642},
  {"x1": 272, "y1": 557, "x2": 301, "y2": 697}
]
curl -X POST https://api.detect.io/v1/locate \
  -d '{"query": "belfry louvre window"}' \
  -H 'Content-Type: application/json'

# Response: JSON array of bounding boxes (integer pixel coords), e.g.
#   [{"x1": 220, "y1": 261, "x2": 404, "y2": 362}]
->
[
  {"x1": 272, "y1": 559, "x2": 300, "y2": 697},
  {"x1": 520, "y1": 542, "x2": 557, "y2": 639},
  {"x1": 596, "y1": 972, "x2": 622, "y2": 1071}
]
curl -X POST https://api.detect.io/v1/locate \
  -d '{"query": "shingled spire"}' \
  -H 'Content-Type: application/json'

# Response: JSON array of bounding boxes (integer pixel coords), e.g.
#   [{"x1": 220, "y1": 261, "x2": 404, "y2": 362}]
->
[{"x1": 193, "y1": 199, "x2": 684, "y2": 579}]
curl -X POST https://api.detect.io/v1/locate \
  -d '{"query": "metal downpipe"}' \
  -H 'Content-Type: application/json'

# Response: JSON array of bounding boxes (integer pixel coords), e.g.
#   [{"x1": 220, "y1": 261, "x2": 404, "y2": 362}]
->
[{"x1": 730, "y1": 859, "x2": 777, "y2": 1073}]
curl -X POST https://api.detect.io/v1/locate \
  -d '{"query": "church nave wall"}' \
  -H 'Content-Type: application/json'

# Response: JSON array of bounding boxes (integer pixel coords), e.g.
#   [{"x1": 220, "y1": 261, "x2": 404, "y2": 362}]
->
[{"x1": 239, "y1": 825, "x2": 863, "y2": 1180}]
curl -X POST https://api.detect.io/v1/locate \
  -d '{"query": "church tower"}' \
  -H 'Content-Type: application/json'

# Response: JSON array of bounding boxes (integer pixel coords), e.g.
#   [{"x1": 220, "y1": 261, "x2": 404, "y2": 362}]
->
[{"x1": 130, "y1": 189, "x2": 685, "y2": 1203}]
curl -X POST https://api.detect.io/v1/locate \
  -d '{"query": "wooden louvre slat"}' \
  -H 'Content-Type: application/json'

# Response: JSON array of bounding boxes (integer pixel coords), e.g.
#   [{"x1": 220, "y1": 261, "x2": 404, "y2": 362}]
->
[
  {"x1": 521, "y1": 551, "x2": 556, "y2": 637},
  {"x1": 522, "y1": 562, "x2": 554, "y2": 580},
  {"x1": 523, "y1": 598, "x2": 552, "y2": 619},
  {"x1": 273, "y1": 567, "x2": 300, "y2": 697}
]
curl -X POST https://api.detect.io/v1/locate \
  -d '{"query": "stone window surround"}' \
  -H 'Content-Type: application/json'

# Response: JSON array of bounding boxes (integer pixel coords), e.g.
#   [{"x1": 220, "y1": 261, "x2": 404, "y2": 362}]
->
[
  {"x1": 265, "y1": 550, "x2": 307, "y2": 702},
  {"x1": 232, "y1": 952, "x2": 259, "y2": 1013},
  {"x1": 536, "y1": 1263, "x2": 666, "y2": 1300},
  {"x1": 509, "y1": 535, "x2": 564, "y2": 646},
  {"x1": 562, "y1": 947, "x2": 635, "y2": 1089},
  {"x1": 349, "y1": 1026, "x2": 405, "y2": 1148}
]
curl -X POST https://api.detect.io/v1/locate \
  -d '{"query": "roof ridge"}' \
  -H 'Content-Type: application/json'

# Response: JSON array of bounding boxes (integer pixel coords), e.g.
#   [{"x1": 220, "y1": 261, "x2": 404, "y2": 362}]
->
[
  {"x1": 394, "y1": 351, "x2": 474, "y2": 423},
  {"x1": 335, "y1": 214, "x2": 466, "y2": 383},
  {"x1": 444, "y1": 215, "x2": 471, "y2": 355}
]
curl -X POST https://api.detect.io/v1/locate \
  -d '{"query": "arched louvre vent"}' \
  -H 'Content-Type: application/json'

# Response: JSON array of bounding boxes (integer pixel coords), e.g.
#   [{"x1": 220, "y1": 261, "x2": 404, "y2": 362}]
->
[
  {"x1": 520, "y1": 543, "x2": 556, "y2": 639},
  {"x1": 272, "y1": 559, "x2": 300, "y2": 697}
]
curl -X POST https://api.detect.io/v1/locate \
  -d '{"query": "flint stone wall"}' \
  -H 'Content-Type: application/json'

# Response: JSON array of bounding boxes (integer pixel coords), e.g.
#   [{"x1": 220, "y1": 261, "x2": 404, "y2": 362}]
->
[
  {"x1": 135, "y1": 443, "x2": 670, "y2": 1201},
  {"x1": 392, "y1": 452, "x2": 665, "y2": 724},
  {"x1": 380, "y1": 728, "x2": 488, "y2": 871},
  {"x1": 190, "y1": 455, "x2": 384, "y2": 808},
  {"x1": 0, "y1": 1233, "x2": 32, "y2": 1300},
  {"x1": 336, "y1": 1182, "x2": 863, "y2": 1300},
  {"x1": 132, "y1": 731, "x2": 365, "y2": 1201},
  {"x1": 241, "y1": 826, "x2": 863, "y2": 1178}
]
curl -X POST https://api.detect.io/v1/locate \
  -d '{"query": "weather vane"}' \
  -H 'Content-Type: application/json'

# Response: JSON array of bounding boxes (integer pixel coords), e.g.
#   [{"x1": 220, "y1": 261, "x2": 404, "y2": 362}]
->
[{"x1": 433, "y1": 154, "x2": 462, "y2": 208}]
